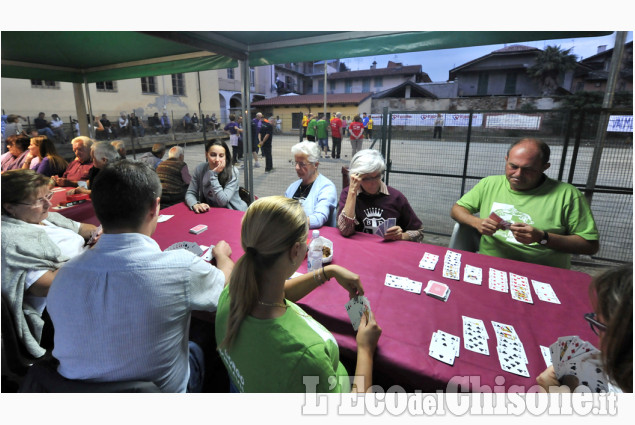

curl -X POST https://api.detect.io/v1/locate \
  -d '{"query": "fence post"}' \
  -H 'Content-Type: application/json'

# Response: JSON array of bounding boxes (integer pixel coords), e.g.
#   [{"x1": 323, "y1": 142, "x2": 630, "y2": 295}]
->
[
  {"x1": 567, "y1": 110, "x2": 585, "y2": 185},
  {"x1": 384, "y1": 109, "x2": 393, "y2": 187},
  {"x1": 558, "y1": 110, "x2": 573, "y2": 182},
  {"x1": 459, "y1": 112, "x2": 474, "y2": 197}
]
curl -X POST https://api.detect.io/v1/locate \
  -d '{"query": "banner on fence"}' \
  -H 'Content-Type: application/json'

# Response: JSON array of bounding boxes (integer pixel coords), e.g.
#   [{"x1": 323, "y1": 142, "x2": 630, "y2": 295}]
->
[
  {"x1": 607, "y1": 115, "x2": 633, "y2": 132},
  {"x1": 485, "y1": 114, "x2": 542, "y2": 130},
  {"x1": 372, "y1": 113, "x2": 484, "y2": 127}
]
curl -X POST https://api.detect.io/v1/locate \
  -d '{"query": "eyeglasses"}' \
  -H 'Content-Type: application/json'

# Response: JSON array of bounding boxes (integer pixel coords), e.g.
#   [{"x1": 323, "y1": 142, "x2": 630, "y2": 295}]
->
[
  {"x1": 15, "y1": 191, "x2": 54, "y2": 207},
  {"x1": 361, "y1": 174, "x2": 382, "y2": 182},
  {"x1": 584, "y1": 312, "x2": 607, "y2": 336},
  {"x1": 293, "y1": 161, "x2": 314, "y2": 168}
]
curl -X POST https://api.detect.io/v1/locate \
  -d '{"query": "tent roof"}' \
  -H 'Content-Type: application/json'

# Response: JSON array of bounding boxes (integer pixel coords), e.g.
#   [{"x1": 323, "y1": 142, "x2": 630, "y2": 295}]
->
[{"x1": 1, "y1": 31, "x2": 612, "y2": 83}]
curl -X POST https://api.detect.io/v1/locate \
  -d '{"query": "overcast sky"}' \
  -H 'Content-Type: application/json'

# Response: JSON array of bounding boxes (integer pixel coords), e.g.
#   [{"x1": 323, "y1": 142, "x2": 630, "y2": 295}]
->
[{"x1": 341, "y1": 32, "x2": 633, "y2": 82}]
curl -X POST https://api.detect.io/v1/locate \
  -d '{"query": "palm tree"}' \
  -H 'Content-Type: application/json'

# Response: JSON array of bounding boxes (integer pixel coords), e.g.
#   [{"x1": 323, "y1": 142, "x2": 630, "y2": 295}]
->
[{"x1": 528, "y1": 46, "x2": 578, "y2": 96}]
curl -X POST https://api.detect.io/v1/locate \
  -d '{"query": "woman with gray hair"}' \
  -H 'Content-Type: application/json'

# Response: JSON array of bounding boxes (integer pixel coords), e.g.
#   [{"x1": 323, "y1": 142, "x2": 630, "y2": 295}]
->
[
  {"x1": 284, "y1": 141, "x2": 337, "y2": 228},
  {"x1": 66, "y1": 141, "x2": 119, "y2": 196},
  {"x1": 338, "y1": 149, "x2": 424, "y2": 242},
  {"x1": 2, "y1": 169, "x2": 101, "y2": 358}
]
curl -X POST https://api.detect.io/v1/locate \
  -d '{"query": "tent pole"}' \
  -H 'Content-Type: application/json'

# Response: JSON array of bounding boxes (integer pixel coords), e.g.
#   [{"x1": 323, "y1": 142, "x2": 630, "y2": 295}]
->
[
  {"x1": 83, "y1": 77, "x2": 95, "y2": 139},
  {"x1": 72, "y1": 82, "x2": 89, "y2": 139},
  {"x1": 241, "y1": 57, "x2": 253, "y2": 202},
  {"x1": 584, "y1": 31, "x2": 628, "y2": 205}
]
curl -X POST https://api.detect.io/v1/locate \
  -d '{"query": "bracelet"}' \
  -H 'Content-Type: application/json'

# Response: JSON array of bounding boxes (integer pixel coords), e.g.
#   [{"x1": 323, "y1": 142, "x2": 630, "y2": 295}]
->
[
  {"x1": 322, "y1": 266, "x2": 330, "y2": 283},
  {"x1": 313, "y1": 269, "x2": 319, "y2": 284},
  {"x1": 340, "y1": 211, "x2": 356, "y2": 222}
]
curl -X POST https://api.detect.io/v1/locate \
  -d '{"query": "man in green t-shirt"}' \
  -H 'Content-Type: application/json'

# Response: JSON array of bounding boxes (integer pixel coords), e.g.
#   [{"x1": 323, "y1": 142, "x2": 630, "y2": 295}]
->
[
  {"x1": 316, "y1": 113, "x2": 330, "y2": 158},
  {"x1": 450, "y1": 138, "x2": 599, "y2": 269},
  {"x1": 306, "y1": 114, "x2": 317, "y2": 142}
]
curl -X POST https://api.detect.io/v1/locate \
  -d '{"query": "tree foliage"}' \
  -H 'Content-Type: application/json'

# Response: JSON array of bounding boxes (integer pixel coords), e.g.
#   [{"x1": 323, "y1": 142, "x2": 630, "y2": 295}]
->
[{"x1": 528, "y1": 46, "x2": 578, "y2": 96}]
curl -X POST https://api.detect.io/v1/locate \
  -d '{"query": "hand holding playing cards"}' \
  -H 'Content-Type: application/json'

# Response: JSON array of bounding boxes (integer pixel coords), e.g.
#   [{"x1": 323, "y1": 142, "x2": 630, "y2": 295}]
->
[
  {"x1": 329, "y1": 265, "x2": 364, "y2": 298},
  {"x1": 384, "y1": 225, "x2": 405, "y2": 241},
  {"x1": 192, "y1": 202, "x2": 211, "y2": 214},
  {"x1": 212, "y1": 240, "x2": 232, "y2": 259},
  {"x1": 536, "y1": 365, "x2": 580, "y2": 392},
  {"x1": 536, "y1": 366, "x2": 559, "y2": 391},
  {"x1": 510, "y1": 223, "x2": 542, "y2": 244},
  {"x1": 478, "y1": 217, "x2": 499, "y2": 236},
  {"x1": 356, "y1": 310, "x2": 381, "y2": 353}
]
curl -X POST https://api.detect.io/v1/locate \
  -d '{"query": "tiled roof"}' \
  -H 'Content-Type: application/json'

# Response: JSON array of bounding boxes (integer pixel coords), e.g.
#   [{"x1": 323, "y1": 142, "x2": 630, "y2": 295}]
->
[{"x1": 251, "y1": 93, "x2": 373, "y2": 106}]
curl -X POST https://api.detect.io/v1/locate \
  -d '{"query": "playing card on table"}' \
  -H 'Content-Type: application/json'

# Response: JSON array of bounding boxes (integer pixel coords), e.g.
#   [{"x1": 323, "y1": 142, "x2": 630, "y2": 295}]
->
[
  {"x1": 402, "y1": 278, "x2": 423, "y2": 294},
  {"x1": 491, "y1": 320, "x2": 519, "y2": 340},
  {"x1": 509, "y1": 273, "x2": 533, "y2": 304},
  {"x1": 424, "y1": 280, "x2": 450, "y2": 301},
  {"x1": 462, "y1": 316, "x2": 489, "y2": 355},
  {"x1": 157, "y1": 214, "x2": 174, "y2": 223},
  {"x1": 385, "y1": 274, "x2": 423, "y2": 295},
  {"x1": 429, "y1": 330, "x2": 460, "y2": 365},
  {"x1": 488, "y1": 268, "x2": 509, "y2": 292},
  {"x1": 345, "y1": 295, "x2": 371, "y2": 331},
  {"x1": 497, "y1": 346, "x2": 530, "y2": 377},
  {"x1": 463, "y1": 265, "x2": 482, "y2": 285},
  {"x1": 442, "y1": 250, "x2": 462, "y2": 280},
  {"x1": 419, "y1": 252, "x2": 439, "y2": 270},
  {"x1": 497, "y1": 336, "x2": 527, "y2": 363},
  {"x1": 531, "y1": 280, "x2": 561, "y2": 304},
  {"x1": 384, "y1": 273, "x2": 405, "y2": 289}
]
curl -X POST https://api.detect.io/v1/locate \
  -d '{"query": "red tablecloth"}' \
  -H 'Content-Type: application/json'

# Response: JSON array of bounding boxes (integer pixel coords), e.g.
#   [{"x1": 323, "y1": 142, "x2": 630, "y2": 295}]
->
[
  {"x1": 153, "y1": 203, "x2": 596, "y2": 392},
  {"x1": 49, "y1": 187, "x2": 100, "y2": 225}
]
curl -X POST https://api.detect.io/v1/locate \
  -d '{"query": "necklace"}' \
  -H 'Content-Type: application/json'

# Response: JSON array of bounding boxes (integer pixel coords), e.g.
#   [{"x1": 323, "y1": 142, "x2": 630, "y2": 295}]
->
[
  {"x1": 258, "y1": 300, "x2": 288, "y2": 309},
  {"x1": 296, "y1": 181, "x2": 314, "y2": 200}
]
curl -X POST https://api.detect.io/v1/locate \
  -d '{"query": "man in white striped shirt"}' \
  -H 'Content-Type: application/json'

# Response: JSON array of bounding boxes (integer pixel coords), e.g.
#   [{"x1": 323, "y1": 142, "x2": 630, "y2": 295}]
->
[{"x1": 47, "y1": 159, "x2": 234, "y2": 392}]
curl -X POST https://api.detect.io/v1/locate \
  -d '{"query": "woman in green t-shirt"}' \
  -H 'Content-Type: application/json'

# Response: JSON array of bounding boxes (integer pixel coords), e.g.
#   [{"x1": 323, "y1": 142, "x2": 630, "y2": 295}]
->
[{"x1": 216, "y1": 196, "x2": 382, "y2": 392}]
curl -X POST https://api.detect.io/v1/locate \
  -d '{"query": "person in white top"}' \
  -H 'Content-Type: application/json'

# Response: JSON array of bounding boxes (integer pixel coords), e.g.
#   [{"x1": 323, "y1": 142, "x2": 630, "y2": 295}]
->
[{"x1": 47, "y1": 159, "x2": 235, "y2": 392}]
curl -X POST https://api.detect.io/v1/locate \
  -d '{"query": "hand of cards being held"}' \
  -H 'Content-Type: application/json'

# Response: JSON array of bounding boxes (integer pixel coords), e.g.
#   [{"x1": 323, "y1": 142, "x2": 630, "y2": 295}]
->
[
  {"x1": 353, "y1": 300, "x2": 382, "y2": 353},
  {"x1": 489, "y1": 212, "x2": 512, "y2": 231}
]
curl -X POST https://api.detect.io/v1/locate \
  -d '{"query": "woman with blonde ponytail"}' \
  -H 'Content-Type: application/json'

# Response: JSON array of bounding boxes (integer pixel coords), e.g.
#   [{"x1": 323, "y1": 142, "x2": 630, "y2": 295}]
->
[{"x1": 215, "y1": 196, "x2": 382, "y2": 392}]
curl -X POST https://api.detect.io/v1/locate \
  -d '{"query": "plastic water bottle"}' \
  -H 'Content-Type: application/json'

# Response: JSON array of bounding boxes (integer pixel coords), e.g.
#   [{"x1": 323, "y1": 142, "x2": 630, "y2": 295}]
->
[{"x1": 307, "y1": 230, "x2": 323, "y2": 272}]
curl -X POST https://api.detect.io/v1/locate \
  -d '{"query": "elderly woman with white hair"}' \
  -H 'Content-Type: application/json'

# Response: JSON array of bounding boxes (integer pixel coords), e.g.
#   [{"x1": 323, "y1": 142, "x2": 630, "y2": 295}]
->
[
  {"x1": 284, "y1": 141, "x2": 338, "y2": 228},
  {"x1": 66, "y1": 141, "x2": 120, "y2": 196},
  {"x1": 338, "y1": 149, "x2": 424, "y2": 242}
]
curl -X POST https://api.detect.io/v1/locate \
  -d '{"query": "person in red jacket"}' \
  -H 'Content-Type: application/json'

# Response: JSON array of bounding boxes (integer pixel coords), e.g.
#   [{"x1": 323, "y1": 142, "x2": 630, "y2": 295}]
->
[
  {"x1": 348, "y1": 115, "x2": 365, "y2": 157},
  {"x1": 329, "y1": 112, "x2": 343, "y2": 159}
]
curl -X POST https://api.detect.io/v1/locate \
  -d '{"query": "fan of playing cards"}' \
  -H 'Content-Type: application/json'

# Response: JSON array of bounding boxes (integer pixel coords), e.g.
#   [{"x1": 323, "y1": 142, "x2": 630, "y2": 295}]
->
[
  {"x1": 345, "y1": 295, "x2": 371, "y2": 331},
  {"x1": 374, "y1": 217, "x2": 396, "y2": 238},
  {"x1": 164, "y1": 241, "x2": 204, "y2": 256},
  {"x1": 549, "y1": 335, "x2": 608, "y2": 392}
]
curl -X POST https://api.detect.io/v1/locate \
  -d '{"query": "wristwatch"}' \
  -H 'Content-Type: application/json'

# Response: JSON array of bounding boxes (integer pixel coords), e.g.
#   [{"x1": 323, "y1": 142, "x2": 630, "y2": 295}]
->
[{"x1": 539, "y1": 231, "x2": 549, "y2": 245}]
